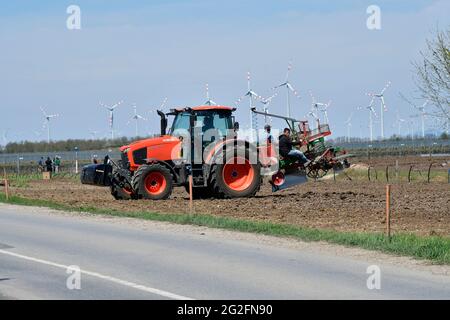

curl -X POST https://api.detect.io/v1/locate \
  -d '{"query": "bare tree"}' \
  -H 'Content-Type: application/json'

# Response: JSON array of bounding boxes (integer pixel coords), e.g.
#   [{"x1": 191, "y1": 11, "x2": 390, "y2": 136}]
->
[{"x1": 413, "y1": 27, "x2": 450, "y2": 127}]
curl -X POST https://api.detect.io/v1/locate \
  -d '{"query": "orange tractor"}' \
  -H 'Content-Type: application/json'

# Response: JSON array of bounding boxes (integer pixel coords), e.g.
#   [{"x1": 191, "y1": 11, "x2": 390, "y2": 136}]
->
[
  {"x1": 82, "y1": 106, "x2": 261, "y2": 200},
  {"x1": 80, "y1": 105, "x2": 350, "y2": 199}
]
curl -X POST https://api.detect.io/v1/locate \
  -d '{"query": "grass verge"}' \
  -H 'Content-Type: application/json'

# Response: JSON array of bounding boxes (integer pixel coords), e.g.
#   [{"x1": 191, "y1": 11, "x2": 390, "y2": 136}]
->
[{"x1": 0, "y1": 192, "x2": 449, "y2": 265}]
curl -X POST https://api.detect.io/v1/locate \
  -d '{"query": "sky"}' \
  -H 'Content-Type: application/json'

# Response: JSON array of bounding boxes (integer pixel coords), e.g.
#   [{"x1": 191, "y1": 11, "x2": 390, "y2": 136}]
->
[{"x1": 0, "y1": 0, "x2": 449, "y2": 144}]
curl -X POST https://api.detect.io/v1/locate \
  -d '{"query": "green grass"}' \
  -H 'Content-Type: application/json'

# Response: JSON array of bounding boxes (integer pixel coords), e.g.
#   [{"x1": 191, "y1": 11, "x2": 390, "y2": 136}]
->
[{"x1": 0, "y1": 192, "x2": 449, "y2": 264}]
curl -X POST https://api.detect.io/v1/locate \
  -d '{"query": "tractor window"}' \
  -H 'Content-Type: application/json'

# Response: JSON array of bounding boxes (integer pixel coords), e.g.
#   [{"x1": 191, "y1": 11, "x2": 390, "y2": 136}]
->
[
  {"x1": 196, "y1": 111, "x2": 232, "y2": 137},
  {"x1": 170, "y1": 112, "x2": 190, "y2": 134},
  {"x1": 170, "y1": 111, "x2": 233, "y2": 138}
]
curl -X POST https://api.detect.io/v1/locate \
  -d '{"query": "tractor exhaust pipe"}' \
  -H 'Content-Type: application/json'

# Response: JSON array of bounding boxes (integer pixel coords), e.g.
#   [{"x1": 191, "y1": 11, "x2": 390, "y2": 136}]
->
[{"x1": 157, "y1": 110, "x2": 167, "y2": 136}]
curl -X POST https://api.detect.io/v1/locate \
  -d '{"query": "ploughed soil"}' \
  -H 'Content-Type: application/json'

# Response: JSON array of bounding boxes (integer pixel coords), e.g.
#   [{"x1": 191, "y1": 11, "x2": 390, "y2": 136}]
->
[{"x1": 10, "y1": 162, "x2": 449, "y2": 237}]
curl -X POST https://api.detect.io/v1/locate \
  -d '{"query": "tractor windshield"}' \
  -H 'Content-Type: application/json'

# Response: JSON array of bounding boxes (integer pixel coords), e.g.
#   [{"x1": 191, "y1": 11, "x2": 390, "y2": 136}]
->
[{"x1": 170, "y1": 110, "x2": 233, "y2": 137}]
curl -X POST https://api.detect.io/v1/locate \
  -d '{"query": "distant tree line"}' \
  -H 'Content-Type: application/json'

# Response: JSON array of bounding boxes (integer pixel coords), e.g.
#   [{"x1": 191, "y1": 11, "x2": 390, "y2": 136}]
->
[{"x1": 0, "y1": 136, "x2": 153, "y2": 154}]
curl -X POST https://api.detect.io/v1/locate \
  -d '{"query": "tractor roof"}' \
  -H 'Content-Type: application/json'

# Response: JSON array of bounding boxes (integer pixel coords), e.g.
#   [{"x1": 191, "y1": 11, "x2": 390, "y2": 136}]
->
[{"x1": 170, "y1": 105, "x2": 236, "y2": 113}]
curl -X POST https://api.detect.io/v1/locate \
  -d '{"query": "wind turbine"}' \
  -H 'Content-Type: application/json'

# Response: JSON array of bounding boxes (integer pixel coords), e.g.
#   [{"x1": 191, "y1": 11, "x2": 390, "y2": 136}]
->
[
  {"x1": 260, "y1": 93, "x2": 277, "y2": 124},
  {"x1": 236, "y1": 71, "x2": 261, "y2": 130},
  {"x1": 344, "y1": 112, "x2": 354, "y2": 143},
  {"x1": 358, "y1": 105, "x2": 377, "y2": 142},
  {"x1": 100, "y1": 100, "x2": 123, "y2": 140},
  {"x1": 367, "y1": 81, "x2": 391, "y2": 140},
  {"x1": 204, "y1": 84, "x2": 216, "y2": 106},
  {"x1": 307, "y1": 111, "x2": 320, "y2": 128},
  {"x1": 309, "y1": 91, "x2": 332, "y2": 124},
  {"x1": 40, "y1": 107, "x2": 59, "y2": 144},
  {"x1": 273, "y1": 62, "x2": 300, "y2": 118},
  {"x1": 395, "y1": 111, "x2": 406, "y2": 137},
  {"x1": 411, "y1": 100, "x2": 428, "y2": 138},
  {"x1": 127, "y1": 104, "x2": 147, "y2": 137}
]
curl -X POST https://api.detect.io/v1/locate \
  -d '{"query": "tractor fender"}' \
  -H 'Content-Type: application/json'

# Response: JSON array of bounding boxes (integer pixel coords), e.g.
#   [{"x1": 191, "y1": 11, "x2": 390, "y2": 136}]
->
[
  {"x1": 143, "y1": 158, "x2": 180, "y2": 183},
  {"x1": 204, "y1": 139, "x2": 259, "y2": 167}
]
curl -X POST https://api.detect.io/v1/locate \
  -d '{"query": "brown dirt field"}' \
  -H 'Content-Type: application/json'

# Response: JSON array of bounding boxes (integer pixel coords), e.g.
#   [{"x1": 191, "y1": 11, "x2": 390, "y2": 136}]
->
[
  {"x1": 353, "y1": 155, "x2": 449, "y2": 171},
  {"x1": 10, "y1": 172, "x2": 450, "y2": 237}
]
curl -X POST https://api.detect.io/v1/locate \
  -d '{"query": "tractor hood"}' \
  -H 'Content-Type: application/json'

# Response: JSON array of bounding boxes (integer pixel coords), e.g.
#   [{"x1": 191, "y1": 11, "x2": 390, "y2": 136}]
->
[
  {"x1": 121, "y1": 135, "x2": 182, "y2": 169},
  {"x1": 120, "y1": 135, "x2": 180, "y2": 151}
]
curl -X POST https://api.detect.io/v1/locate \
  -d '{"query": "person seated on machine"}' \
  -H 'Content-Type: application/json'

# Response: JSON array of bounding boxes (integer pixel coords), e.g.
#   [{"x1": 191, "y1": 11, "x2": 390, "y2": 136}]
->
[{"x1": 278, "y1": 128, "x2": 311, "y2": 167}]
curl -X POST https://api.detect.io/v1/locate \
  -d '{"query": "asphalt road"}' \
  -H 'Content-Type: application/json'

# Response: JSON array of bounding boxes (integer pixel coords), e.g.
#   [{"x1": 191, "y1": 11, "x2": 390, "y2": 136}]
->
[{"x1": 0, "y1": 203, "x2": 449, "y2": 300}]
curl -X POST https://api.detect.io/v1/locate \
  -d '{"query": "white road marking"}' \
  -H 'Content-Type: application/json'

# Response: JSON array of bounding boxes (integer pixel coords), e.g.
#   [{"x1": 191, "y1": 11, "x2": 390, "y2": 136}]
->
[{"x1": 0, "y1": 249, "x2": 193, "y2": 300}]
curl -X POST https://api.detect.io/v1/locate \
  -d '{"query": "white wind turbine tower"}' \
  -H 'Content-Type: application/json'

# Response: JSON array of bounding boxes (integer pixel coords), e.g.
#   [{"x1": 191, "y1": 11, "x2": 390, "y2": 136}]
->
[
  {"x1": 40, "y1": 107, "x2": 59, "y2": 144},
  {"x1": 344, "y1": 112, "x2": 354, "y2": 143},
  {"x1": 395, "y1": 111, "x2": 406, "y2": 136},
  {"x1": 273, "y1": 62, "x2": 300, "y2": 118},
  {"x1": 367, "y1": 81, "x2": 391, "y2": 140},
  {"x1": 127, "y1": 104, "x2": 147, "y2": 137},
  {"x1": 411, "y1": 100, "x2": 428, "y2": 138},
  {"x1": 100, "y1": 100, "x2": 123, "y2": 140},
  {"x1": 260, "y1": 93, "x2": 277, "y2": 124},
  {"x1": 204, "y1": 84, "x2": 216, "y2": 106},
  {"x1": 358, "y1": 105, "x2": 377, "y2": 142},
  {"x1": 236, "y1": 71, "x2": 261, "y2": 130}
]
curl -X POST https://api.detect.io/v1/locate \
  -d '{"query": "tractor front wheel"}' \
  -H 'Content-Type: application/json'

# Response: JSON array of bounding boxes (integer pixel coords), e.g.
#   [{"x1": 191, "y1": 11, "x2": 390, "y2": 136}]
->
[
  {"x1": 110, "y1": 182, "x2": 135, "y2": 200},
  {"x1": 132, "y1": 164, "x2": 173, "y2": 200}
]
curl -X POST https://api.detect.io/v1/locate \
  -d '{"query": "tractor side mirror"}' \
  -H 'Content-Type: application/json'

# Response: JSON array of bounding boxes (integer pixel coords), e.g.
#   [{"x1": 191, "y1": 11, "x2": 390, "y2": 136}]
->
[{"x1": 234, "y1": 122, "x2": 240, "y2": 131}]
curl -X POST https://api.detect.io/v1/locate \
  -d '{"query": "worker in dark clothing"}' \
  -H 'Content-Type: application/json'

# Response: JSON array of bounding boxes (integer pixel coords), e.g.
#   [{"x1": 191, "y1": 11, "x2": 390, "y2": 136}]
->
[
  {"x1": 264, "y1": 124, "x2": 273, "y2": 145},
  {"x1": 279, "y1": 128, "x2": 310, "y2": 166},
  {"x1": 45, "y1": 157, "x2": 53, "y2": 172}
]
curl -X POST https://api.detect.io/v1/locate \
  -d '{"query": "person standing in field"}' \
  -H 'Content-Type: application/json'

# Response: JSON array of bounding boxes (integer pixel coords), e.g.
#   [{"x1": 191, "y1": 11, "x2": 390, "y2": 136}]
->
[
  {"x1": 38, "y1": 157, "x2": 44, "y2": 172},
  {"x1": 45, "y1": 157, "x2": 53, "y2": 172},
  {"x1": 54, "y1": 156, "x2": 61, "y2": 173}
]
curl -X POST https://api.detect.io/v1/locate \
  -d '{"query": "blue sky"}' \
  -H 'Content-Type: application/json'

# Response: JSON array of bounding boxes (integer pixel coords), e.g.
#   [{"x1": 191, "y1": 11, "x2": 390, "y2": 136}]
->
[{"x1": 0, "y1": 0, "x2": 449, "y2": 143}]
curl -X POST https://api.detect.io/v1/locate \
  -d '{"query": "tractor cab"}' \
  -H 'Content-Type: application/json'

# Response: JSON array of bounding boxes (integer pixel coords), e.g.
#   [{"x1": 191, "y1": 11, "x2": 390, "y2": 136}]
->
[
  {"x1": 160, "y1": 106, "x2": 238, "y2": 155},
  {"x1": 167, "y1": 106, "x2": 236, "y2": 146}
]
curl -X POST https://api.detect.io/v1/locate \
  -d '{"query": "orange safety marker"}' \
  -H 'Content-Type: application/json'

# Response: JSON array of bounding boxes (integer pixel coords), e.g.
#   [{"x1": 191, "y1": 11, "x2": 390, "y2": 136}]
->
[{"x1": 386, "y1": 184, "x2": 391, "y2": 239}]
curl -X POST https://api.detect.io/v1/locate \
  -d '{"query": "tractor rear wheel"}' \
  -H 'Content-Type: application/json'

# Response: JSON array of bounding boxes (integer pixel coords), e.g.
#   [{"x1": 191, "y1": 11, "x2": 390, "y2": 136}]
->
[
  {"x1": 132, "y1": 164, "x2": 173, "y2": 200},
  {"x1": 210, "y1": 149, "x2": 261, "y2": 198}
]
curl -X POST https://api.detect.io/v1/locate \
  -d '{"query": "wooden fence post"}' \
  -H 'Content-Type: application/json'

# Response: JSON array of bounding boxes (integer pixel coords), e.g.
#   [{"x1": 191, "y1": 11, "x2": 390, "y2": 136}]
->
[{"x1": 427, "y1": 163, "x2": 433, "y2": 183}]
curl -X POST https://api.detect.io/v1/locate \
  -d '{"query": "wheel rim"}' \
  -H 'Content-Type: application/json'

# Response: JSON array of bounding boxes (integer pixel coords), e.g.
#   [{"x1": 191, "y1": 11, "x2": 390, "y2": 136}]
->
[
  {"x1": 272, "y1": 171, "x2": 285, "y2": 186},
  {"x1": 222, "y1": 157, "x2": 254, "y2": 191},
  {"x1": 122, "y1": 186, "x2": 133, "y2": 195},
  {"x1": 144, "y1": 172, "x2": 167, "y2": 195}
]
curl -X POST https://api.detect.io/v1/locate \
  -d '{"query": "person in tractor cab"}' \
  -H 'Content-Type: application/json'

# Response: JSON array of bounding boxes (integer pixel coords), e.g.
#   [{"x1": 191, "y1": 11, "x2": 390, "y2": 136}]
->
[
  {"x1": 279, "y1": 128, "x2": 310, "y2": 166},
  {"x1": 264, "y1": 124, "x2": 273, "y2": 145}
]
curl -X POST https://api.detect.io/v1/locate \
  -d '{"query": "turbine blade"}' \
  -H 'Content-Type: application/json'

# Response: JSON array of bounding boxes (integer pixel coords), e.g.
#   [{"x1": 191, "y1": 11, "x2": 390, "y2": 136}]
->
[{"x1": 380, "y1": 81, "x2": 391, "y2": 95}]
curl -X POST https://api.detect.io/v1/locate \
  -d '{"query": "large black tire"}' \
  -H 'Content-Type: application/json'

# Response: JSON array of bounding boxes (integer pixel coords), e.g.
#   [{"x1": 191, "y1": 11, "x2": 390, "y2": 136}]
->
[
  {"x1": 209, "y1": 148, "x2": 261, "y2": 199},
  {"x1": 110, "y1": 182, "x2": 135, "y2": 200},
  {"x1": 132, "y1": 164, "x2": 173, "y2": 200},
  {"x1": 110, "y1": 165, "x2": 136, "y2": 200}
]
